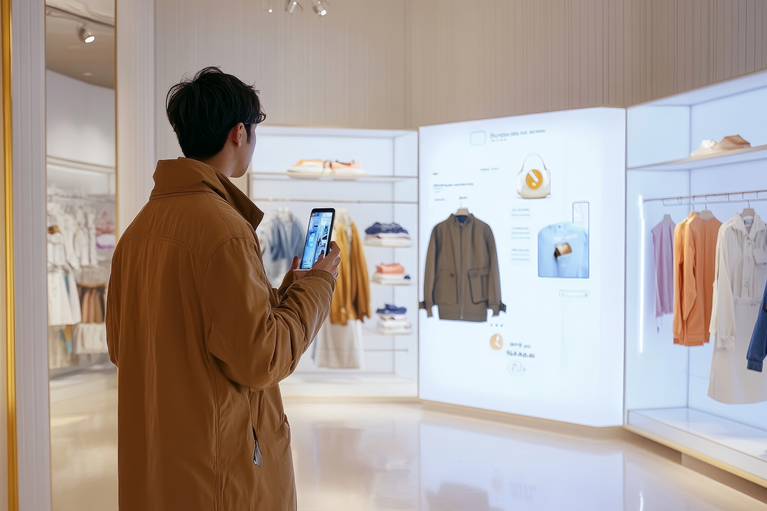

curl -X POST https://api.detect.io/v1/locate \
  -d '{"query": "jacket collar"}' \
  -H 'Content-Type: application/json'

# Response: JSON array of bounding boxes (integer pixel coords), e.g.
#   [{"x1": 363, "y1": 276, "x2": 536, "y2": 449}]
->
[
  {"x1": 450, "y1": 213, "x2": 474, "y2": 227},
  {"x1": 731, "y1": 212, "x2": 765, "y2": 239},
  {"x1": 151, "y1": 158, "x2": 264, "y2": 230}
]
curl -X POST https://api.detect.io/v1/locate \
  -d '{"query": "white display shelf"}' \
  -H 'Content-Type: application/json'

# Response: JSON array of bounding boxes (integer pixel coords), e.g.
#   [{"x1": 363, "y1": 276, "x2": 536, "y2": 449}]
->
[
  {"x1": 280, "y1": 373, "x2": 417, "y2": 398},
  {"x1": 252, "y1": 172, "x2": 417, "y2": 183},
  {"x1": 627, "y1": 408, "x2": 767, "y2": 484},
  {"x1": 364, "y1": 241, "x2": 413, "y2": 248},
  {"x1": 371, "y1": 280, "x2": 413, "y2": 287},
  {"x1": 628, "y1": 144, "x2": 767, "y2": 172},
  {"x1": 367, "y1": 329, "x2": 415, "y2": 337}
]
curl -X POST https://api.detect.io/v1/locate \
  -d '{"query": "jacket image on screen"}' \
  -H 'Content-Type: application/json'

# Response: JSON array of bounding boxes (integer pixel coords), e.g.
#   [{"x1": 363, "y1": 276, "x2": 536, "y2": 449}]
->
[
  {"x1": 538, "y1": 222, "x2": 589, "y2": 278},
  {"x1": 420, "y1": 214, "x2": 506, "y2": 322}
]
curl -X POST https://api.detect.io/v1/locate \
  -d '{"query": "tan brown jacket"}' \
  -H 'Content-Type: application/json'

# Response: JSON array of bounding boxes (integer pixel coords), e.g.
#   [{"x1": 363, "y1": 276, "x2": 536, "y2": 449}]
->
[
  {"x1": 420, "y1": 214, "x2": 505, "y2": 322},
  {"x1": 106, "y1": 158, "x2": 335, "y2": 511}
]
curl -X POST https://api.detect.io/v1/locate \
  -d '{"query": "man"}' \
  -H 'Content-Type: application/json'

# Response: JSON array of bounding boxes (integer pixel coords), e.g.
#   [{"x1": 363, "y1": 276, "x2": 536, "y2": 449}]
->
[{"x1": 106, "y1": 67, "x2": 340, "y2": 510}]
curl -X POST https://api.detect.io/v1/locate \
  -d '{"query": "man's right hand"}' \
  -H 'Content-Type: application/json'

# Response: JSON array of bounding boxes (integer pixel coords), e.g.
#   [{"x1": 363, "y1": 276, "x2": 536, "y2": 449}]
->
[{"x1": 312, "y1": 241, "x2": 342, "y2": 279}]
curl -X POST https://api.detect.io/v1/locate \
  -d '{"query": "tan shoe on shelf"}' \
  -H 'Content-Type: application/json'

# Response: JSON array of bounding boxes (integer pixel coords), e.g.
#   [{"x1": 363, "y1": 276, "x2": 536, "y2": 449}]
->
[{"x1": 716, "y1": 135, "x2": 751, "y2": 151}]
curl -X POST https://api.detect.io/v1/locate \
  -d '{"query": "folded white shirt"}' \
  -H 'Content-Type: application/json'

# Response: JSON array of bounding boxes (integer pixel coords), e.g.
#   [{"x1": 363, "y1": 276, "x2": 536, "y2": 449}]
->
[
  {"x1": 378, "y1": 319, "x2": 411, "y2": 329},
  {"x1": 365, "y1": 237, "x2": 412, "y2": 247},
  {"x1": 378, "y1": 313, "x2": 407, "y2": 320}
]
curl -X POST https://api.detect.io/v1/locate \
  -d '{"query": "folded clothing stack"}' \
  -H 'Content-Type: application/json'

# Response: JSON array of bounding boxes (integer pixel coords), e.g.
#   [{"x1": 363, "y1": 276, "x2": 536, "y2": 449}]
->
[
  {"x1": 376, "y1": 303, "x2": 411, "y2": 334},
  {"x1": 372, "y1": 263, "x2": 412, "y2": 285},
  {"x1": 365, "y1": 222, "x2": 412, "y2": 247}
]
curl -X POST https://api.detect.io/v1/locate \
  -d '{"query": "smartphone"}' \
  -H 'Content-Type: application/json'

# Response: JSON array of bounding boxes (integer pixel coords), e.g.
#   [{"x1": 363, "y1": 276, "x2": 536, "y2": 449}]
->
[{"x1": 300, "y1": 208, "x2": 336, "y2": 269}]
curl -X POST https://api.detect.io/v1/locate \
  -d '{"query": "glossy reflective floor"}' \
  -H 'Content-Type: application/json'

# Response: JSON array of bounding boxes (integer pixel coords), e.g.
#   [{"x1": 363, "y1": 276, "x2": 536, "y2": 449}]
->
[{"x1": 51, "y1": 389, "x2": 767, "y2": 511}]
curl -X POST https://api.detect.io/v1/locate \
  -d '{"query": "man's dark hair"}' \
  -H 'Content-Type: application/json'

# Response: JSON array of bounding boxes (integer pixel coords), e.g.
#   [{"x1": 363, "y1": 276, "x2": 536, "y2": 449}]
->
[{"x1": 166, "y1": 67, "x2": 266, "y2": 159}]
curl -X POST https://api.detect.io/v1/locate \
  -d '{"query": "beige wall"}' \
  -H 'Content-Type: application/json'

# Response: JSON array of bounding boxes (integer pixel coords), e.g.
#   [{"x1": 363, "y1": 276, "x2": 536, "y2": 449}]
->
[
  {"x1": 155, "y1": 0, "x2": 409, "y2": 158},
  {"x1": 153, "y1": 0, "x2": 767, "y2": 133}
]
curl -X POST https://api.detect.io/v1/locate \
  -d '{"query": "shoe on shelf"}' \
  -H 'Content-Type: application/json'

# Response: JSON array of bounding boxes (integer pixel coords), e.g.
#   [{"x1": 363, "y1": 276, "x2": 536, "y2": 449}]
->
[
  {"x1": 716, "y1": 135, "x2": 751, "y2": 151},
  {"x1": 376, "y1": 303, "x2": 407, "y2": 316},
  {"x1": 286, "y1": 159, "x2": 329, "y2": 173},
  {"x1": 691, "y1": 139, "x2": 718, "y2": 157},
  {"x1": 329, "y1": 160, "x2": 365, "y2": 175}
]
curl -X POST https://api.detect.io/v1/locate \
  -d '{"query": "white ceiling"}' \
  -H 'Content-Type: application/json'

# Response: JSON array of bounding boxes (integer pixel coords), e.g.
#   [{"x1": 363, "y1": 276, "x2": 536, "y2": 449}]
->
[{"x1": 45, "y1": 0, "x2": 115, "y2": 89}]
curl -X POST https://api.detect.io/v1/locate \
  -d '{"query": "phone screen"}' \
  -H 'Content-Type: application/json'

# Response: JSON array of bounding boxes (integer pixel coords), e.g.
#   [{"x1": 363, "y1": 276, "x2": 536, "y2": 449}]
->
[{"x1": 300, "y1": 209, "x2": 335, "y2": 269}]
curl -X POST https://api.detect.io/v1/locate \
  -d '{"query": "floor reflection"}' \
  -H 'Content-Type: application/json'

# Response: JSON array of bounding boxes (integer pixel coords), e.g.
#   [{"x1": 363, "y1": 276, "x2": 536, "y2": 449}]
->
[{"x1": 49, "y1": 391, "x2": 766, "y2": 511}]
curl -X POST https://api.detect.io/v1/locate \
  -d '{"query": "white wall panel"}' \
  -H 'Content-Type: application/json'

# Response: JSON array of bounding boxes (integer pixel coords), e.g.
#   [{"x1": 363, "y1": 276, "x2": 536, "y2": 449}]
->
[{"x1": 12, "y1": 1, "x2": 52, "y2": 510}]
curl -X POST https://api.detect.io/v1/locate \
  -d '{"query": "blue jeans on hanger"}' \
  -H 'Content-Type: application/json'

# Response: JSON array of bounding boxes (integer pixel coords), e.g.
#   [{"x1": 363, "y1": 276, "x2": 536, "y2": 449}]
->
[{"x1": 747, "y1": 281, "x2": 767, "y2": 372}]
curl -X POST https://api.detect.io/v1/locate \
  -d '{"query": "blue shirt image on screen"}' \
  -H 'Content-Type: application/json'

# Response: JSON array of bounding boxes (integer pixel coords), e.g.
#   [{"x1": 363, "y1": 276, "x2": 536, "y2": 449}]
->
[
  {"x1": 538, "y1": 222, "x2": 589, "y2": 278},
  {"x1": 301, "y1": 212, "x2": 333, "y2": 268}
]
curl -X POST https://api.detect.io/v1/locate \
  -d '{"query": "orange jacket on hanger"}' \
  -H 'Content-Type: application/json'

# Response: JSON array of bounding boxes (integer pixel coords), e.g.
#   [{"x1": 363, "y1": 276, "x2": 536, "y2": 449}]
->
[
  {"x1": 330, "y1": 221, "x2": 370, "y2": 324},
  {"x1": 673, "y1": 212, "x2": 721, "y2": 346}
]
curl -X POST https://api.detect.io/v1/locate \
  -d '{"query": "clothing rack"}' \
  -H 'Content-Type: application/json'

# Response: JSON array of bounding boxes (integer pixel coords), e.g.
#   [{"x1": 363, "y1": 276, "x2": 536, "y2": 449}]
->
[
  {"x1": 252, "y1": 197, "x2": 417, "y2": 205},
  {"x1": 47, "y1": 192, "x2": 115, "y2": 203},
  {"x1": 644, "y1": 190, "x2": 767, "y2": 206},
  {"x1": 364, "y1": 349, "x2": 409, "y2": 353}
]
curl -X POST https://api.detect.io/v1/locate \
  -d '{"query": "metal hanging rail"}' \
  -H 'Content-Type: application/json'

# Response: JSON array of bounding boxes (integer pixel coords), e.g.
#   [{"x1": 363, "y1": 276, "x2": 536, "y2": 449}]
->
[
  {"x1": 47, "y1": 192, "x2": 115, "y2": 203},
  {"x1": 644, "y1": 190, "x2": 767, "y2": 206}
]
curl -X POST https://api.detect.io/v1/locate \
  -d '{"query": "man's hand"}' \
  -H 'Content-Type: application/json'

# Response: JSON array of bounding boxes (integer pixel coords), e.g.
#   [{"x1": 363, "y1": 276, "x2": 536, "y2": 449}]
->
[
  {"x1": 312, "y1": 241, "x2": 342, "y2": 279},
  {"x1": 289, "y1": 242, "x2": 342, "y2": 280}
]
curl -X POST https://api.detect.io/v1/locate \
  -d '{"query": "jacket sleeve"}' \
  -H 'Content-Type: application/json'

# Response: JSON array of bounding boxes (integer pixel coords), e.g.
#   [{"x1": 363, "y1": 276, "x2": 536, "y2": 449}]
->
[
  {"x1": 204, "y1": 237, "x2": 336, "y2": 390},
  {"x1": 709, "y1": 227, "x2": 735, "y2": 349},
  {"x1": 672, "y1": 223, "x2": 685, "y2": 341},
  {"x1": 682, "y1": 224, "x2": 698, "y2": 321},
  {"x1": 747, "y1": 294, "x2": 767, "y2": 372},
  {"x1": 105, "y1": 249, "x2": 122, "y2": 367},
  {"x1": 486, "y1": 226, "x2": 506, "y2": 316},
  {"x1": 419, "y1": 226, "x2": 438, "y2": 317}
]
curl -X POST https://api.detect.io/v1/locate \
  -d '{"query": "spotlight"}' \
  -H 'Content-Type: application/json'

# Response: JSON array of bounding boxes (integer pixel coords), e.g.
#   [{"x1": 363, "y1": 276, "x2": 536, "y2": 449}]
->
[
  {"x1": 78, "y1": 26, "x2": 95, "y2": 44},
  {"x1": 312, "y1": 0, "x2": 328, "y2": 16},
  {"x1": 285, "y1": 0, "x2": 303, "y2": 14}
]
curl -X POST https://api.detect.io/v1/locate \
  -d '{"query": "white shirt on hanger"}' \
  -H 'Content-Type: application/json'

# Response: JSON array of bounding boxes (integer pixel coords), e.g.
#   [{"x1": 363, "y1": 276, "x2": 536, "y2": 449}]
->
[{"x1": 708, "y1": 213, "x2": 767, "y2": 404}]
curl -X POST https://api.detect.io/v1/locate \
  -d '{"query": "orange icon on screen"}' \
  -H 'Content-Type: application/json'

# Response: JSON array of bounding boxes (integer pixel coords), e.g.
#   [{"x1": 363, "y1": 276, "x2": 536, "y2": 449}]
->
[
  {"x1": 525, "y1": 169, "x2": 543, "y2": 190},
  {"x1": 490, "y1": 334, "x2": 503, "y2": 350}
]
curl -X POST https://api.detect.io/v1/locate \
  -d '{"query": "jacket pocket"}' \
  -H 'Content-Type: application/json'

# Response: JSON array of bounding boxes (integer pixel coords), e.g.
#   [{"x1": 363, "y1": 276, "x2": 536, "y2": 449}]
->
[
  {"x1": 434, "y1": 269, "x2": 458, "y2": 305},
  {"x1": 252, "y1": 428, "x2": 263, "y2": 467},
  {"x1": 468, "y1": 267, "x2": 490, "y2": 304}
]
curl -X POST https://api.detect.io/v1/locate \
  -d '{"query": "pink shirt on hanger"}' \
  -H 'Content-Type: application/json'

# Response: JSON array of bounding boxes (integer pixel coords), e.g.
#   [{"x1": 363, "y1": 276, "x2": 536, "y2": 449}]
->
[{"x1": 652, "y1": 215, "x2": 675, "y2": 318}]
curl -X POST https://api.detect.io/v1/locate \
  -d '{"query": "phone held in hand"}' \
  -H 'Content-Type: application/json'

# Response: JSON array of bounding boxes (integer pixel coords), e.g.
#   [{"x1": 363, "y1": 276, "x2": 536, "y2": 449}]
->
[{"x1": 300, "y1": 208, "x2": 336, "y2": 269}]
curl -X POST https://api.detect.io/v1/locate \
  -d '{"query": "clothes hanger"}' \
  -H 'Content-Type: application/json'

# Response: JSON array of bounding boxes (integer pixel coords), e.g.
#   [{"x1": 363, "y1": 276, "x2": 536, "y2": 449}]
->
[
  {"x1": 662, "y1": 213, "x2": 673, "y2": 222},
  {"x1": 740, "y1": 195, "x2": 756, "y2": 218},
  {"x1": 699, "y1": 198, "x2": 714, "y2": 220},
  {"x1": 455, "y1": 201, "x2": 469, "y2": 216}
]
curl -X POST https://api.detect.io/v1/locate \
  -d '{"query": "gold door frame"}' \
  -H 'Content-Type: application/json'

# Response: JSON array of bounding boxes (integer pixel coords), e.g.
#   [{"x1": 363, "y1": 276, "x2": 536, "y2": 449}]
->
[{"x1": 1, "y1": 0, "x2": 16, "y2": 510}]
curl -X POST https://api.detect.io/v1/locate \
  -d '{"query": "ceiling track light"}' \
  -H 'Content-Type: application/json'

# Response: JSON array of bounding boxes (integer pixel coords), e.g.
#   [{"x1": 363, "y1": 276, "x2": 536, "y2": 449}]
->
[
  {"x1": 77, "y1": 25, "x2": 95, "y2": 44},
  {"x1": 312, "y1": 0, "x2": 329, "y2": 16},
  {"x1": 285, "y1": 0, "x2": 303, "y2": 14}
]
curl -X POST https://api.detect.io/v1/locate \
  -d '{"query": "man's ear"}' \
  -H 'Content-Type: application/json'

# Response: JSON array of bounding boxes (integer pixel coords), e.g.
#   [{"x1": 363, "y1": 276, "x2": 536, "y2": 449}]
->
[{"x1": 229, "y1": 123, "x2": 245, "y2": 148}]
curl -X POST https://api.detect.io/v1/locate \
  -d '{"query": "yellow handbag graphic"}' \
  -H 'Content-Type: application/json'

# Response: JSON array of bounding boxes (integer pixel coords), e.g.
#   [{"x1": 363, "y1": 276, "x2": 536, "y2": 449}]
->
[{"x1": 516, "y1": 153, "x2": 551, "y2": 199}]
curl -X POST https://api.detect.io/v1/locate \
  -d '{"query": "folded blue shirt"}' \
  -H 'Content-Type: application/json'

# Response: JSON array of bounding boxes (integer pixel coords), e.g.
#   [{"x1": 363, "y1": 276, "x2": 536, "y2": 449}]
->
[{"x1": 366, "y1": 222, "x2": 409, "y2": 235}]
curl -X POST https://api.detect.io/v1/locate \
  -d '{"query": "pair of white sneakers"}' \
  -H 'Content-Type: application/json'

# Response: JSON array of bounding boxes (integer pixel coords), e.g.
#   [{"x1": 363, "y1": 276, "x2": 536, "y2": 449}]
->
[{"x1": 691, "y1": 135, "x2": 751, "y2": 157}]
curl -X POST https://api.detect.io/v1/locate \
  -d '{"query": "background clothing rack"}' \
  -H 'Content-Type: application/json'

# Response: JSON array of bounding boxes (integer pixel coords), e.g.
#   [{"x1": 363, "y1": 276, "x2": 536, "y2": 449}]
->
[
  {"x1": 644, "y1": 189, "x2": 767, "y2": 205},
  {"x1": 47, "y1": 192, "x2": 115, "y2": 203}
]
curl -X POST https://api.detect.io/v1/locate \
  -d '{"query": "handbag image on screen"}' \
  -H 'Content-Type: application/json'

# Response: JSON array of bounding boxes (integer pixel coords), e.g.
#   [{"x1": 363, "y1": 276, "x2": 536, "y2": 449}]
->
[{"x1": 516, "y1": 153, "x2": 551, "y2": 199}]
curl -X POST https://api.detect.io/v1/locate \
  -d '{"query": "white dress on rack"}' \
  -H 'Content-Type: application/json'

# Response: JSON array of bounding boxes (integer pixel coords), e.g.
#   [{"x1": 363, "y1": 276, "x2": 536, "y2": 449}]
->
[
  {"x1": 709, "y1": 213, "x2": 767, "y2": 404},
  {"x1": 47, "y1": 230, "x2": 82, "y2": 326}
]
